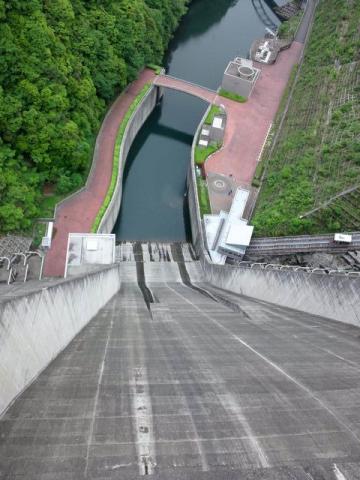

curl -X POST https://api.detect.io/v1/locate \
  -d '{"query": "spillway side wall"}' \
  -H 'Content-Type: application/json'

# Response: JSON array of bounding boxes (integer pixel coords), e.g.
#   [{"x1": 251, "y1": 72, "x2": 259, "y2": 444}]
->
[
  {"x1": 0, "y1": 264, "x2": 122, "y2": 417},
  {"x1": 98, "y1": 85, "x2": 160, "y2": 233},
  {"x1": 187, "y1": 113, "x2": 360, "y2": 327}
]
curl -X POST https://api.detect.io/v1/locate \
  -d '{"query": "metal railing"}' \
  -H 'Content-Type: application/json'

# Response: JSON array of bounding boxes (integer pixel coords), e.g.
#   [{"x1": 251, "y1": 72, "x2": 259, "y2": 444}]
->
[
  {"x1": 232, "y1": 260, "x2": 360, "y2": 277},
  {"x1": 0, "y1": 250, "x2": 45, "y2": 285}
]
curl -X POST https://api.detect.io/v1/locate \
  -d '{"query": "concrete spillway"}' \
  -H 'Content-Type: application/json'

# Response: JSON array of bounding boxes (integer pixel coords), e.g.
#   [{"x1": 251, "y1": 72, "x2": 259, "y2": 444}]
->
[{"x1": 1, "y1": 245, "x2": 360, "y2": 479}]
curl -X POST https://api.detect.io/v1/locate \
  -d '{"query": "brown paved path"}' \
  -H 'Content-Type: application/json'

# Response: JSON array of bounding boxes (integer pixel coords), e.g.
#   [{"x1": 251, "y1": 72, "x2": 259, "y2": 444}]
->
[
  {"x1": 44, "y1": 69, "x2": 156, "y2": 277},
  {"x1": 205, "y1": 42, "x2": 303, "y2": 187}
]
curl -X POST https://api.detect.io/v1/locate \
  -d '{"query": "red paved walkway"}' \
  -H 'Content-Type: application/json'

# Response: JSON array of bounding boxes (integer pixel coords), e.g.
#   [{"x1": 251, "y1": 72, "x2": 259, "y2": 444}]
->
[
  {"x1": 205, "y1": 42, "x2": 303, "y2": 186},
  {"x1": 44, "y1": 69, "x2": 156, "y2": 277}
]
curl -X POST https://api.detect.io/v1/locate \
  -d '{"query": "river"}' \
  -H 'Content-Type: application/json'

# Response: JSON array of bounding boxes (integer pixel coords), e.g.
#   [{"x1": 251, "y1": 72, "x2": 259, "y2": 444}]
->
[{"x1": 113, "y1": 0, "x2": 282, "y2": 241}]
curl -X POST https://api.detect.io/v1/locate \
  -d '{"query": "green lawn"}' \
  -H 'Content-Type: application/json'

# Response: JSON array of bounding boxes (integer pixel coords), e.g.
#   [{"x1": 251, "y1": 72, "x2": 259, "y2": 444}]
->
[
  {"x1": 219, "y1": 89, "x2": 246, "y2": 103},
  {"x1": 194, "y1": 143, "x2": 220, "y2": 165},
  {"x1": 197, "y1": 177, "x2": 211, "y2": 217},
  {"x1": 147, "y1": 64, "x2": 163, "y2": 75},
  {"x1": 204, "y1": 105, "x2": 223, "y2": 125}
]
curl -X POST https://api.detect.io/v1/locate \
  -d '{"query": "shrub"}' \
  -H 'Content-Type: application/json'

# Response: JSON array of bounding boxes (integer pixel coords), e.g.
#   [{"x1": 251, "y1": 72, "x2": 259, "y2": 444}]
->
[{"x1": 219, "y1": 89, "x2": 247, "y2": 103}]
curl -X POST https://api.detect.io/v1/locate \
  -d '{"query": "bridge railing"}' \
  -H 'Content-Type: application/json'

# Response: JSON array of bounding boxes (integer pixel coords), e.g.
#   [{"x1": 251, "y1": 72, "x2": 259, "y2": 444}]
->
[{"x1": 155, "y1": 74, "x2": 217, "y2": 95}]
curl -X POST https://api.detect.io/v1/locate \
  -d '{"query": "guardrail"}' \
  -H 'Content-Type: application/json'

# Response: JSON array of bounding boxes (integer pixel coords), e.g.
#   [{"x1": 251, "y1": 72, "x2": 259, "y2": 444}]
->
[
  {"x1": 232, "y1": 260, "x2": 360, "y2": 277},
  {"x1": 0, "y1": 250, "x2": 45, "y2": 285}
]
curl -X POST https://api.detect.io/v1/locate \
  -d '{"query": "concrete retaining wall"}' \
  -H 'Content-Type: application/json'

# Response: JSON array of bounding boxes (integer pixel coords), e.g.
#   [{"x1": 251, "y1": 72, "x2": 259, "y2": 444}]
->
[
  {"x1": 187, "y1": 112, "x2": 360, "y2": 327},
  {"x1": 0, "y1": 265, "x2": 122, "y2": 416},
  {"x1": 206, "y1": 263, "x2": 360, "y2": 326},
  {"x1": 98, "y1": 86, "x2": 160, "y2": 233}
]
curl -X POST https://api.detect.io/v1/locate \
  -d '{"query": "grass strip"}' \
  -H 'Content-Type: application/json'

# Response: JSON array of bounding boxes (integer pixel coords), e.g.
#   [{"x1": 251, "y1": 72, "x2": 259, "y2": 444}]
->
[
  {"x1": 91, "y1": 83, "x2": 151, "y2": 232},
  {"x1": 204, "y1": 105, "x2": 223, "y2": 125},
  {"x1": 147, "y1": 64, "x2": 163, "y2": 75},
  {"x1": 219, "y1": 89, "x2": 246, "y2": 103},
  {"x1": 194, "y1": 143, "x2": 221, "y2": 166},
  {"x1": 197, "y1": 177, "x2": 211, "y2": 217}
]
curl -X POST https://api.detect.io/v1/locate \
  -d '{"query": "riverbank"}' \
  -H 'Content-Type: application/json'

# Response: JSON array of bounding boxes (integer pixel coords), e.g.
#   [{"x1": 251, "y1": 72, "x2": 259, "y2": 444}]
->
[{"x1": 43, "y1": 69, "x2": 156, "y2": 277}]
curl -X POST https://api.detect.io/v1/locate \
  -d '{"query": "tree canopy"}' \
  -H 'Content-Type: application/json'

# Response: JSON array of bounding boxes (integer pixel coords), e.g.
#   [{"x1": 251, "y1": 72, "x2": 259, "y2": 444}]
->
[{"x1": 0, "y1": 0, "x2": 189, "y2": 233}]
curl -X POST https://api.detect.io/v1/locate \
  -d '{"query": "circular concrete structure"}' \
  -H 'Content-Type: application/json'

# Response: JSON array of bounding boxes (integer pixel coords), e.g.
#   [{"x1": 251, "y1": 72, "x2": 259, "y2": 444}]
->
[{"x1": 238, "y1": 65, "x2": 255, "y2": 79}]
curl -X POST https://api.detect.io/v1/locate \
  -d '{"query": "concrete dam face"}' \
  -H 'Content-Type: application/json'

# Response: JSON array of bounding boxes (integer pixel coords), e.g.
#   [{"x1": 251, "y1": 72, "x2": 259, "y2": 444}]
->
[{"x1": 1, "y1": 243, "x2": 360, "y2": 479}]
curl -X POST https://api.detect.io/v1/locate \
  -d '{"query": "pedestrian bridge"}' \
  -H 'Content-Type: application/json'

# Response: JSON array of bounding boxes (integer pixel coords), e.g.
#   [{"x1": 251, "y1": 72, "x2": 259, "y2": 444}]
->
[{"x1": 154, "y1": 74, "x2": 218, "y2": 103}]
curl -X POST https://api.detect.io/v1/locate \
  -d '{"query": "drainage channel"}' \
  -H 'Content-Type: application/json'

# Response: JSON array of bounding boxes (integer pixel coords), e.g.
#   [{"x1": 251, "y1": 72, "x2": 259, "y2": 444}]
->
[
  {"x1": 170, "y1": 243, "x2": 248, "y2": 315},
  {"x1": 133, "y1": 242, "x2": 155, "y2": 310}
]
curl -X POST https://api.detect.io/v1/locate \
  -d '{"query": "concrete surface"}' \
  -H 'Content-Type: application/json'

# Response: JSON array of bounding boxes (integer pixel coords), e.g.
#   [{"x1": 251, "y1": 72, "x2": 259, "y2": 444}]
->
[
  {"x1": 2, "y1": 260, "x2": 360, "y2": 479},
  {"x1": 0, "y1": 264, "x2": 122, "y2": 418}
]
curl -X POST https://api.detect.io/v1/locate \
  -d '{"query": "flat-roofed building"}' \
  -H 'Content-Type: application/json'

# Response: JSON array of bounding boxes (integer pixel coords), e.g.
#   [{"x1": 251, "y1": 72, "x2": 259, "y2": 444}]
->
[{"x1": 204, "y1": 188, "x2": 254, "y2": 263}]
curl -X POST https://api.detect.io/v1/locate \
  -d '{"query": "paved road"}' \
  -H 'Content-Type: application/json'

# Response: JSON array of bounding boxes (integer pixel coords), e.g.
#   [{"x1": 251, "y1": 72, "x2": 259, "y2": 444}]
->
[
  {"x1": 2, "y1": 260, "x2": 360, "y2": 479},
  {"x1": 296, "y1": 0, "x2": 317, "y2": 44}
]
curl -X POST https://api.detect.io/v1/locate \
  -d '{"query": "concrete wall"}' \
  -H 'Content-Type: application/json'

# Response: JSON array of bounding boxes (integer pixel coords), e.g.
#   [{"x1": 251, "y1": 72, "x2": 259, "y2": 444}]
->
[
  {"x1": 206, "y1": 263, "x2": 360, "y2": 326},
  {"x1": 98, "y1": 86, "x2": 160, "y2": 233},
  {"x1": 187, "y1": 110, "x2": 360, "y2": 327},
  {"x1": 0, "y1": 264, "x2": 122, "y2": 416}
]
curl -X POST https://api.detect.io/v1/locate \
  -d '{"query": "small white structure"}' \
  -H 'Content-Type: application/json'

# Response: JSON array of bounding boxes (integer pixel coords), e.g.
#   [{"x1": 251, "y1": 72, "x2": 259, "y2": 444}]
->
[
  {"x1": 226, "y1": 223, "x2": 254, "y2": 247},
  {"x1": 255, "y1": 40, "x2": 272, "y2": 64},
  {"x1": 41, "y1": 222, "x2": 53, "y2": 249},
  {"x1": 65, "y1": 233, "x2": 116, "y2": 277},
  {"x1": 204, "y1": 188, "x2": 254, "y2": 263},
  {"x1": 334, "y1": 233, "x2": 352, "y2": 244},
  {"x1": 212, "y1": 117, "x2": 223, "y2": 129}
]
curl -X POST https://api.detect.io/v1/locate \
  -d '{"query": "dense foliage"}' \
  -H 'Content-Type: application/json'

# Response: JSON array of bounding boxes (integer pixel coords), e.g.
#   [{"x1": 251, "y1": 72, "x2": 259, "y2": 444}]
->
[
  {"x1": 0, "y1": 0, "x2": 189, "y2": 232},
  {"x1": 253, "y1": 0, "x2": 360, "y2": 236}
]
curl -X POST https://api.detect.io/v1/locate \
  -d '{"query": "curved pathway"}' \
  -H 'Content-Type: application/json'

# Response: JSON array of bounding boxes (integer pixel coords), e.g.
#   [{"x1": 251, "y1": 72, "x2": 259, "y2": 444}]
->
[{"x1": 43, "y1": 69, "x2": 156, "y2": 277}]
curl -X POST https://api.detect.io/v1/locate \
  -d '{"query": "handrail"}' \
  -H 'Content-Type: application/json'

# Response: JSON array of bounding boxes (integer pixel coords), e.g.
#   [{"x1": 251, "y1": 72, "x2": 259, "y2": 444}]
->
[{"x1": 155, "y1": 74, "x2": 217, "y2": 95}]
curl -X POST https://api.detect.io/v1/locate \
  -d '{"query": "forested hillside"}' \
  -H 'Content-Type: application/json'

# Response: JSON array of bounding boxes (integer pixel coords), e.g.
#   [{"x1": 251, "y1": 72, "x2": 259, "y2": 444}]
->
[
  {"x1": 253, "y1": 0, "x2": 360, "y2": 236},
  {"x1": 0, "y1": 0, "x2": 189, "y2": 233}
]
